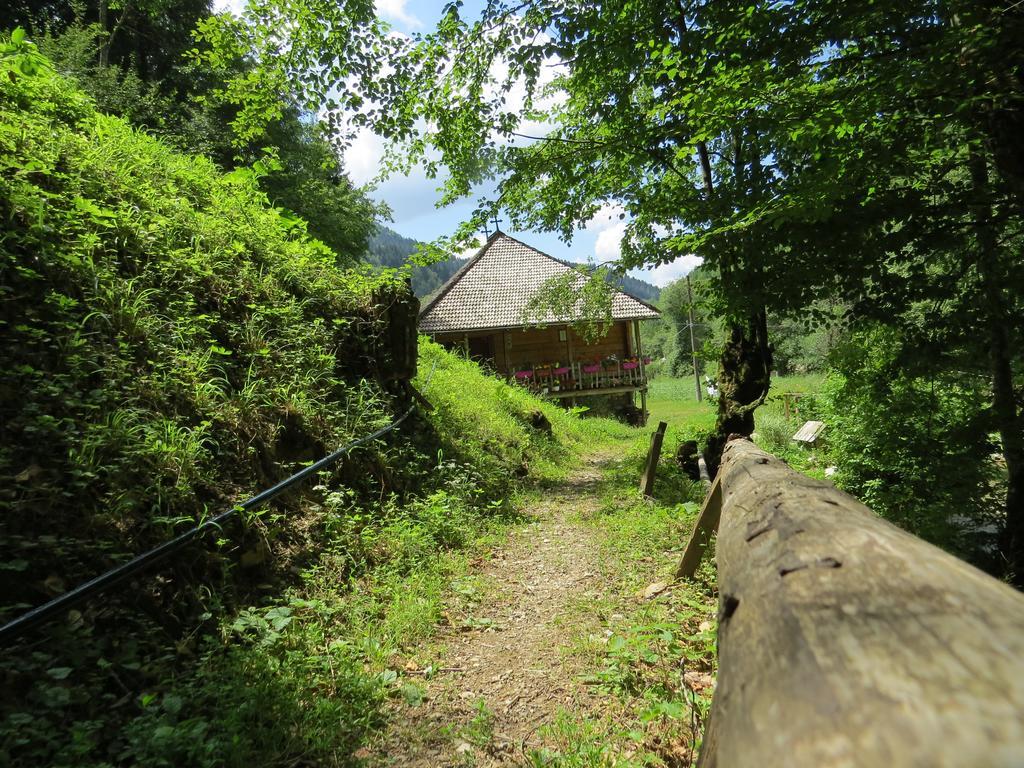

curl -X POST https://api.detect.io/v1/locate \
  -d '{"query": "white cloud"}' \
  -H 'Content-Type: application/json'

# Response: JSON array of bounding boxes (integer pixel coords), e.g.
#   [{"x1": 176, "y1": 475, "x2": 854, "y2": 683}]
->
[
  {"x1": 594, "y1": 221, "x2": 628, "y2": 262},
  {"x1": 376, "y1": 0, "x2": 422, "y2": 29},
  {"x1": 584, "y1": 202, "x2": 626, "y2": 232},
  {"x1": 345, "y1": 129, "x2": 387, "y2": 186},
  {"x1": 631, "y1": 255, "x2": 704, "y2": 287},
  {"x1": 212, "y1": 0, "x2": 247, "y2": 15}
]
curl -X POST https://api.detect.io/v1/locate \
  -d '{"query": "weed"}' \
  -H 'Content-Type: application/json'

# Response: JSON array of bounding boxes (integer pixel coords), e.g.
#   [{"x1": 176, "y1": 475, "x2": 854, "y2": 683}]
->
[{"x1": 462, "y1": 698, "x2": 496, "y2": 748}]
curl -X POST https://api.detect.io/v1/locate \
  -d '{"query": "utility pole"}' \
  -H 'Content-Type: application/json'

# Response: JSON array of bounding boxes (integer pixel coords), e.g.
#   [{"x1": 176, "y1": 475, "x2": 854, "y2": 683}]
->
[{"x1": 687, "y1": 274, "x2": 702, "y2": 402}]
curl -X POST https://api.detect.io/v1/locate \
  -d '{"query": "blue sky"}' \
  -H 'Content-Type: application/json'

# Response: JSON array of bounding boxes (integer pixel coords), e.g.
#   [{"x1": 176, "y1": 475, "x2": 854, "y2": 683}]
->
[{"x1": 217, "y1": 0, "x2": 701, "y2": 286}]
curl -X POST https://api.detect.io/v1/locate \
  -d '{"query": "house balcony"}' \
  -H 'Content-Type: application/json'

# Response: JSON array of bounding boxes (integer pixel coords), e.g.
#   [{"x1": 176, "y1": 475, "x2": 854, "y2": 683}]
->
[{"x1": 508, "y1": 358, "x2": 651, "y2": 399}]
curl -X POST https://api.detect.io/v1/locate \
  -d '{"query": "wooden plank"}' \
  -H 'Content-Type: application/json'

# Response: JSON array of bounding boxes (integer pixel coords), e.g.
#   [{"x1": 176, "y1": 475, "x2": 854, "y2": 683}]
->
[
  {"x1": 675, "y1": 473, "x2": 722, "y2": 579},
  {"x1": 639, "y1": 421, "x2": 668, "y2": 497},
  {"x1": 792, "y1": 419, "x2": 825, "y2": 443},
  {"x1": 405, "y1": 383, "x2": 434, "y2": 412},
  {"x1": 546, "y1": 385, "x2": 646, "y2": 399},
  {"x1": 697, "y1": 438, "x2": 1024, "y2": 768}
]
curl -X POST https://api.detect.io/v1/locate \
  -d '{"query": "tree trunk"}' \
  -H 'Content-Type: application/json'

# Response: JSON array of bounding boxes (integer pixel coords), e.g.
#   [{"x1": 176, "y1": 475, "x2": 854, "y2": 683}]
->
[
  {"x1": 705, "y1": 308, "x2": 771, "y2": 475},
  {"x1": 98, "y1": 0, "x2": 110, "y2": 67},
  {"x1": 988, "y1": 319, "x2": 1024, "y2": 586},
  {"x1": 969, "y1": 143, "x2": 1024, "y2": 586}
]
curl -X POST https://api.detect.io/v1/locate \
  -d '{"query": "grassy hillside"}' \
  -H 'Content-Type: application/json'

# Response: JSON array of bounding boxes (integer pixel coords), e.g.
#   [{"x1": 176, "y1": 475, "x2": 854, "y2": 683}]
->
[
  {"x1": 0, "y1": 49, "x2": 607, "y2": 766},
  {"x1": 0, "y1": 48, "x2": 414, "y2": 613}
]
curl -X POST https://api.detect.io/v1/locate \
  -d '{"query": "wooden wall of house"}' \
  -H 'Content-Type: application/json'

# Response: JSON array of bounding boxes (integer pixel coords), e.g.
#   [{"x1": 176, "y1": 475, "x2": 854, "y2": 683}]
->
[
  {"x1": 570, "y1": 323, "x2": 630, "y2": 365},
  {"x1": 432, "y1": 330, "x2": 507, "y2": 371},
  {"x1": 430, "y1": 322, "x2": 633, "y2": 374},
  {"x1": 504, "y1": 326, "x2": 569, "y2": 371}
]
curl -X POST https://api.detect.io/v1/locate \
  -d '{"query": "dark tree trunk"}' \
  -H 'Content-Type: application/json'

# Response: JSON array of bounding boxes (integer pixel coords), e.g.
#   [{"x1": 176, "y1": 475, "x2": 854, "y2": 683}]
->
[
  {"x1": 705, "y1": 308, "x2": 772, "y2": 476},
  {"x1": 98, "y1": 0, "x2": 109, "y2": 67},
  {"x1": 989, "y1": 319, "x2": 1024, "y2": 586},
  {"x1": 969, "y1": 143, "x2": 1024, "y2": 586}
]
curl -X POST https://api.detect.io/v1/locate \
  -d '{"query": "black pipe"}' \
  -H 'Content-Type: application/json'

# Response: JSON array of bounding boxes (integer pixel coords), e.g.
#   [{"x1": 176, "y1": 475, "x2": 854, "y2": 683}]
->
[{"x1": 0, "y1": 404, "x2": 417, "y2": 646}]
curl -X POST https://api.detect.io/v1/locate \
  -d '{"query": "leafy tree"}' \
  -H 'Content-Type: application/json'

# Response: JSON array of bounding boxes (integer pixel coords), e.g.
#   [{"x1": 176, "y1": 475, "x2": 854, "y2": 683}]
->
[
  {"x1": 258, "y1": 110, "x2": 384, "y2": 263},
  {"x1": 9, "y1": 0, "x2": 213, "y2": 79},
  {"x1": 770, "y1": 300, "x2": 847, "y2": 376},
  {"x1": 353, "y1": 0, "x2": 1022, "y2": 580},
  {"x1": 822, "y1": 327, "x2": 1001, "y2": 568},
  {"x1": 645, "y1": 269, "x2": 720, "y2": 381},
  {"x1": 19, "y1": 9, "x2": 384, "y2": 263},
  {"x1": 89, "y1": 0, "x2": 1024, "y2": 579}
]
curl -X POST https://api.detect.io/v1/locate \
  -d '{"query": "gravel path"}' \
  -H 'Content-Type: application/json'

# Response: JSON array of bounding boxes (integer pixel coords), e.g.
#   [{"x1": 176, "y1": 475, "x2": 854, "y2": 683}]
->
[{"x1": 370, "y1": 453, "x2": 614, "y2": 766}]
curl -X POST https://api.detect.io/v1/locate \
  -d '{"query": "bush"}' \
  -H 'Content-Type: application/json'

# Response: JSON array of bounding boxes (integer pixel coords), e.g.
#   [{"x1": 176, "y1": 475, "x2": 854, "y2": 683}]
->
[
  {"x1": 819, "y1": 327, "x2": 1001, "y2": 567},
  {"x1": 0, "y1": 44, "x2": 416, "y2": 768}
]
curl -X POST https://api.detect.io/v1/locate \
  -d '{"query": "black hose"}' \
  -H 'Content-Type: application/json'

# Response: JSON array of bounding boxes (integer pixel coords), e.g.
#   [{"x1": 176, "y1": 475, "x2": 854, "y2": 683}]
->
[{"x1": 0, "y1": 362, "x2": 437, "y2": 647}]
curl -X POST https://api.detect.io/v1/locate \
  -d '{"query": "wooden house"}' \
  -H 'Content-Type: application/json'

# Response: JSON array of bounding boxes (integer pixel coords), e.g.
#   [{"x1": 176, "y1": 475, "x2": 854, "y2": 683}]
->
[{"x1": 419, "y1": 232, "x2": 660, "y2": 419}]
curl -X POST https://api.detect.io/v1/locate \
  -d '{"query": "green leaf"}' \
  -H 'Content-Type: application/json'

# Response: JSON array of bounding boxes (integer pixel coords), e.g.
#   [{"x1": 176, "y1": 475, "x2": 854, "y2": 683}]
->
[{"x1": 658, "y1": 701, "x2": 684, "y2": 718}]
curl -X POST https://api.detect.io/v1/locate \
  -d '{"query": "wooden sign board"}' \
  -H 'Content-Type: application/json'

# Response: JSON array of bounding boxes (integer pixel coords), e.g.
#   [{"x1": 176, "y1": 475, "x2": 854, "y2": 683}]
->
[{"x1": 792, "y1": 420, "x2": 825, "y2": 444}]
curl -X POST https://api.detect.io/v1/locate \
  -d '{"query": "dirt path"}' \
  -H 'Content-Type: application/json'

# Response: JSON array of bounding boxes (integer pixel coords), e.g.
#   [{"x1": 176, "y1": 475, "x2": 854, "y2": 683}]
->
[{"x1": 370, "y1": 453, "x2": 615, "y2": 766}]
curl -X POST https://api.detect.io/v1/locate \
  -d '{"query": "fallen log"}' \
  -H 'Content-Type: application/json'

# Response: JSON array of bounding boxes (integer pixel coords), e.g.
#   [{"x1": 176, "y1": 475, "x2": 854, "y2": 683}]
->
[{"x1": 699, "y1": 438, "x2": 1024, "y2": 768}]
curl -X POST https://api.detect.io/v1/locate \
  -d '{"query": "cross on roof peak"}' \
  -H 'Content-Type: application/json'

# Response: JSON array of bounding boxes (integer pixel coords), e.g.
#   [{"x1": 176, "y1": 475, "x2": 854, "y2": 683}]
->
[{"x1": 483, "y1": 214, "x2": 504, "y2": 239}]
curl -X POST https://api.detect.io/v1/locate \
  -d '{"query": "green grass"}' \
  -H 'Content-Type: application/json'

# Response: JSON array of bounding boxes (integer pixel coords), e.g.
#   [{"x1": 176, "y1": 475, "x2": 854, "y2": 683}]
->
[
  {"x1": 646, "y1": 375, "x2": 717, "y2": 434},
  {"x1": 755, "y1": 374, "x2": 827, "y2": 475},
  {"x1": 769, "y1": 373, "x2": 825, "y2": 395}
]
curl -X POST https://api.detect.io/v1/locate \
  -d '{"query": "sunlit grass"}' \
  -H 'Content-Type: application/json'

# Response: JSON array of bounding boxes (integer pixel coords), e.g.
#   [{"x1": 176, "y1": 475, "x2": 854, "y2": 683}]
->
[
  {"x1": 769, "y1": 373, "x2": 825, "y2": 394},
  {"x1": 645, "y1": 375, "x2": 717, "y2": 434}
]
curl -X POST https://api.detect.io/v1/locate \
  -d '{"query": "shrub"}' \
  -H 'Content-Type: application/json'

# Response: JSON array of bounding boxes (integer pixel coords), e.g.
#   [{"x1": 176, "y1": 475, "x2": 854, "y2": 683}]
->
[{"x1": 819, "y1": 327, "x2": 1001, "y2": 567}]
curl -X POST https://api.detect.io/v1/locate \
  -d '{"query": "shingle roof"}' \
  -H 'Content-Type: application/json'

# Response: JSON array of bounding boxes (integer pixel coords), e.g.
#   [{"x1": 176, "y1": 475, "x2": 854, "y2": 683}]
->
[{"x1": 419, "y1": 232, "x2": 660, "y2": 333}]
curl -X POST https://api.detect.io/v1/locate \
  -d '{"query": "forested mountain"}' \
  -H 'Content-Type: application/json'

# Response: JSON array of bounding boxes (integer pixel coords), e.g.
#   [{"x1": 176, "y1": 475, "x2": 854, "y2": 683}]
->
[
  {"x1": 366, "y1": 226, "x2": 468, "y2": 296},
  {"x1": 617, "y1": 274, "x2": 660, "y2": 303}
]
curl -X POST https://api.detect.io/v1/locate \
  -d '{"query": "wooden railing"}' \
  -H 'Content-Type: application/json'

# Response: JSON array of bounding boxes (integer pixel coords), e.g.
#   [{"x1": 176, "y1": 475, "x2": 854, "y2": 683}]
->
[
  {"x1": 511, "y1": 359, "x2": 650, "y2": 398},
  {"x1": 677, "y1": 437, "x2": 1024, "y2": 767}
]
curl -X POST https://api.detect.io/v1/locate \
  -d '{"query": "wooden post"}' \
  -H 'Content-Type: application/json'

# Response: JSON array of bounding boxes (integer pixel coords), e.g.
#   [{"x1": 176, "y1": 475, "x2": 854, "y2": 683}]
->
[
  {"x1": 637, "y1": 320, "x2": 649, "y2": 425},
  {"x1": 686, "y1": 274, "x2": 702, "y2": 402},
  {"x1": 696, "y1": 439, "x2": 1024, "y2": 768},
  {"x1": 375, "y1": 281, "x2": 419, "y2": 381},
  {"x1": 635, "y1": 319, "x2": 647, "y2": 384},
  {"x1": 675, "y1": 473, "x2": 722, "y2": 578},
  {"x1": 639, "y1": 421, "x2": 667, "y2": 497}
]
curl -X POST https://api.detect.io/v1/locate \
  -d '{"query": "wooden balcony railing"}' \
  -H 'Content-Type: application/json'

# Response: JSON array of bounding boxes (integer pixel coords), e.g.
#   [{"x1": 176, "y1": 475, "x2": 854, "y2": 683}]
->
[
  {"x1": 510, "y1": 359, "x2": 650, "y2": 398},
  {"x1": 677, "y1": 437, "x2": 1024, "y2": 767}
]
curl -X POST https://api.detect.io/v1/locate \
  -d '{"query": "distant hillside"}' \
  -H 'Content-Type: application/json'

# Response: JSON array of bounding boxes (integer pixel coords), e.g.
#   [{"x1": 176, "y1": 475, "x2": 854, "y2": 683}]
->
[
  {"x1": 616, "y1": 273, "x2": 660, "y2": 303},
  {"x1": 366, "y1": 227, "x2": 467, "y2": 297},
  {"x1": 366, "y1": 226, "x2": 661, "y2": 302}
]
